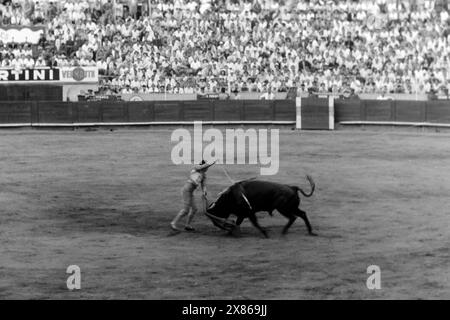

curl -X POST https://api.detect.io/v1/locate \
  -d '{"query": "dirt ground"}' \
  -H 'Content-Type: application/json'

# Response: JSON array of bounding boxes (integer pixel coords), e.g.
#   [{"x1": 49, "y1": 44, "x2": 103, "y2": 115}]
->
[{"x1": 0, "y1": 126, "x2": 449, "y2": 299}]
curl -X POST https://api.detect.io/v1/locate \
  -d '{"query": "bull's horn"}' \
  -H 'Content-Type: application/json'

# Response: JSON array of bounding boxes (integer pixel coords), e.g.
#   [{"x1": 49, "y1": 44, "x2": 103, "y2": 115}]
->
[{"x1": 207, "y1": 202, "x2": 216, "y2": 209}]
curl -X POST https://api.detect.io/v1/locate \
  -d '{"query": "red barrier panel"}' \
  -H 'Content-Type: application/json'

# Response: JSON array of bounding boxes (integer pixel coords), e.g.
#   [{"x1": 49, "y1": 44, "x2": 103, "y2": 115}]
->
[
  {"x1": 274, "y1": 100, "x2": 296, "y2": 121},
  {"x1": 426, "y1": 101, "x2": 450, "y2": 123},
  {"x1": 154, "y1": 102, "x2": 182, "y2": 122},
  {"x1": 335, "y1": 99, "x2": 361, "y2": 122},
  {"x1": 127, "y1": 102, "x2": 155, "y2": 122},
  {"x1": 100, "y1": 102, "x2": 128, "y2": 122},
  {"x1": 183, "y1": 101, "x2": 213, "y2": 121},
  {"x1": 300, "y1": 97, "x2": 330, "y2": 129},
  {"x1": 395, "y1": 101, "x2": 425, "y2": 122},
  {"x1": 364, "y1": 100, "x2": 393, "y2": 121},
  {"x1": 243, "y1": 100, "x2": 274, "y2": 121},
  {"x1": 0, "y1": 102, "x2": 32, "y2": 124},
  {"x1": 213, "y1": 100, "x2": 243, "y2": 121},
  {"x1": 37, "y1": 101, "x2": 73, "y2": 123},
  {"x1": 75, "y1": 102, "x2": 102, "y2": 123}
]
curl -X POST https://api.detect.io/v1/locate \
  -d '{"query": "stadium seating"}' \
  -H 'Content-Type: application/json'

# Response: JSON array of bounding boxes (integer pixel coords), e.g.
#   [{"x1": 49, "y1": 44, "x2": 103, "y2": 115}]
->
[{"x1": 0, "y1": 0, "x2": 449, "y2": 96}]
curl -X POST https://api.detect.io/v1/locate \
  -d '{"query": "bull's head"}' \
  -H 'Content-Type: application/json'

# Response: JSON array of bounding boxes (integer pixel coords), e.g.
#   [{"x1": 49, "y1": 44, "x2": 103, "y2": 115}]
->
[
  {"x1": 206, "y1": 186, "x2": 243, "y2": 231},
  {"x1": 206, "y1": 187, "x2": 233, "y2": 221}
]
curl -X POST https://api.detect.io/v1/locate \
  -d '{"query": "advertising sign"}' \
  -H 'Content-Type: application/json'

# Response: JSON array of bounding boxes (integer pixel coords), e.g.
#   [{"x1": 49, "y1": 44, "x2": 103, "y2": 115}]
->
[
  {"x1": 59, "y1": 67, "x2": 98, "y2": 83},
  {"x1": 0, "y1": 68, "x2": 59, "y2": 81}
]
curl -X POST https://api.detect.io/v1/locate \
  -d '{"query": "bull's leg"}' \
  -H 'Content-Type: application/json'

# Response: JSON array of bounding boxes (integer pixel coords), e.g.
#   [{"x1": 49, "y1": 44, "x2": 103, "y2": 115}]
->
[
  {"x1": 227, "y1": 216, "x2": 244, "y2": 237},
  {"x1": 235, "y1": 216, "x2": 244, "y2": 226},
  {"x1": 228, "y1": 215, "x2": 244, "y2": 235},
  {"x1": 295, "y1": 209, "x2": 317, "y2": 236},
  {"x1": 282, "y1": 216, "x2": 297, "y2": 235},
  {"x1": 248, "y1": 213, "x2": 269, "y2": 238},
  {"x1": 278, "y1": 210, "x2": 297, "y2": 235}
]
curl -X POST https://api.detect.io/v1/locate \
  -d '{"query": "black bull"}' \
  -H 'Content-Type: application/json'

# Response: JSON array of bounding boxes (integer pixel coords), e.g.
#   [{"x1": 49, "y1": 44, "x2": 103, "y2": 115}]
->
[{"x1": 206, "y1": 176, "x2": 317, "y2": 237}]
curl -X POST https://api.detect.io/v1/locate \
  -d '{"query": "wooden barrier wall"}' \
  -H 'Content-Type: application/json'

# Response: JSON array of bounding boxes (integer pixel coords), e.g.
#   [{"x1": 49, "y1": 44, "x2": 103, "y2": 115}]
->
[
  {"x1": 1, "y1": 99, "x2": 450, "y2": 126},
  {"x1": 0, "y1": 100, "x2": 296, "y2": 125},
  {"x1": 335, "y1": 99, "x2": 450, "y2": 124}
]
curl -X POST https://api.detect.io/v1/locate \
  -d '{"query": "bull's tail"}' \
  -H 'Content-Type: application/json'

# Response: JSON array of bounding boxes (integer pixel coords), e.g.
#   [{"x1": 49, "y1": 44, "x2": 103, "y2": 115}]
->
[{"x1": 292, "y1": 175, "x2": 315, "y2": 198}]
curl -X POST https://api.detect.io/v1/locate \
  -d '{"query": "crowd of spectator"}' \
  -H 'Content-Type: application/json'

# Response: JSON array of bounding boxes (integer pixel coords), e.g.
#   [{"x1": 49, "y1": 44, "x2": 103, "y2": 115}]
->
[{"x1": 0, "y1": 0, "x2": 450, "y2": 96}]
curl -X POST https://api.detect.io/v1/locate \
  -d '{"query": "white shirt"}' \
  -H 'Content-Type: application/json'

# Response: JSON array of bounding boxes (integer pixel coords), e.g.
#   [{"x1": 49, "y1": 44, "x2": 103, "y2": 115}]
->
[
  {"x1": 189, "y1": 170, "x2": 205, "y2": 189},
  {"x1": 260, "y1": 92, "x2": 275, "y2": 100}
]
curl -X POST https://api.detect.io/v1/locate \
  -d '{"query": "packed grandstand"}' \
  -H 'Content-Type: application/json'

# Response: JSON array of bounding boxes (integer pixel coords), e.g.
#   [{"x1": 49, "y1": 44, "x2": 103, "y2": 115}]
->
[{"x1": 0, "y1": 0, "x2": 450, "y2": 98}]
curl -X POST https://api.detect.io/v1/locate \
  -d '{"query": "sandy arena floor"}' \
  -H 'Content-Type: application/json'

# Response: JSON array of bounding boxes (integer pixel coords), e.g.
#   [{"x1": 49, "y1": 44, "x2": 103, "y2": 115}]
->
[{"x1": 0, "y1": 127, "x2": 449, "y2": 299}]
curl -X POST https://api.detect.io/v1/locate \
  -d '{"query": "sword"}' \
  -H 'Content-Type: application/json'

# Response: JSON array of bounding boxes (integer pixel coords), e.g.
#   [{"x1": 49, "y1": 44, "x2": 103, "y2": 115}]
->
[
  {"x1": 221, "y1": 166, "x2": 257, "y2": 184},
  {"x1": 221, "y1": 166, "x2": 235, "y2": 184}
]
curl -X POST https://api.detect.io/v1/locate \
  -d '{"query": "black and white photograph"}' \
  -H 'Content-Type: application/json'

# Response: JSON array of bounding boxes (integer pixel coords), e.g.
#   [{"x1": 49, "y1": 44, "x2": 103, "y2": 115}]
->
[{"x1": 0, "y1": 0, "x2": 449, "y2": 304}]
